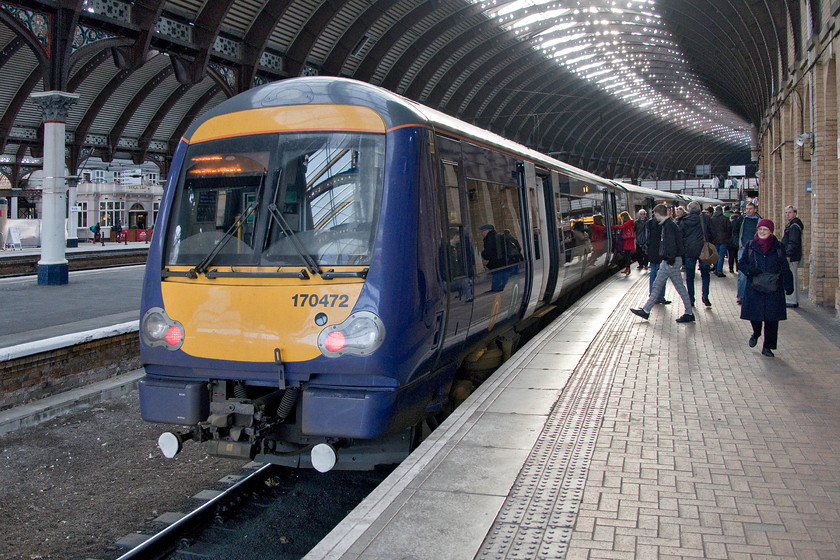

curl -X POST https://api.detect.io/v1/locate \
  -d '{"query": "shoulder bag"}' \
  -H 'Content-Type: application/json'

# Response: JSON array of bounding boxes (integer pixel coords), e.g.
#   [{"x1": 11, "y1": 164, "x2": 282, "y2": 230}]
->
[
  {"x1": 748, "y1": 244, "x2": 780, "y2": 294},
  {"x1": 698, "y1": 214, "x2": 718, "y2": 266}
]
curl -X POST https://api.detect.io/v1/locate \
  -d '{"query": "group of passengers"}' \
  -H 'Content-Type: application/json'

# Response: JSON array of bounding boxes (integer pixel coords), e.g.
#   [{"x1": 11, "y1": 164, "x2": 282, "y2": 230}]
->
[{"x1": 628, "y1": 201, "x2": 804, "y2": 358}]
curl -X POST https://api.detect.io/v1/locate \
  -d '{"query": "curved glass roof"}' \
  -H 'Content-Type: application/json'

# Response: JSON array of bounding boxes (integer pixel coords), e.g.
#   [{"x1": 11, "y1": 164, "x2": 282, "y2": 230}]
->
[{"x1": 473, "y1": 0, "x2": 752, "y2": 145}]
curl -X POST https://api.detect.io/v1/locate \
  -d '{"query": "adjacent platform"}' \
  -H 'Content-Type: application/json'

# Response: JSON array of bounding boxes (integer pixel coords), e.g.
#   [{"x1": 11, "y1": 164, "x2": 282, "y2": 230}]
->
[{"x1": 307, "y1": 270, "x2": 840, "y2": 559}]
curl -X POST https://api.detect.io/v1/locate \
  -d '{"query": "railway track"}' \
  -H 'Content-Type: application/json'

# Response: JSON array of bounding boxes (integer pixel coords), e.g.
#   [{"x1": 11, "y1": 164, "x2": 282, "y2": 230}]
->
[{"x1": 111, "y1": 463, "x2": 391, "y2": 560}]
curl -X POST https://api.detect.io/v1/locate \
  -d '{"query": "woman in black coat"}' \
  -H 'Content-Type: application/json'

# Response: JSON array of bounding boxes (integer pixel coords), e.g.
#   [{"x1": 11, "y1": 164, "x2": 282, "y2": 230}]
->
[{"x1": 737, "y1": 218, "x2": 794, "y2": 357}]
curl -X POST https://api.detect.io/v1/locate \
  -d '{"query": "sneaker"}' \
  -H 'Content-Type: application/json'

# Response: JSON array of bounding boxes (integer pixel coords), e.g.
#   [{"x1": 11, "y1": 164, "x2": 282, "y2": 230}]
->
[
  {"x1": 630, "y1": 308, "x2": 650, "y2": 320},
  {"x1": 736, "y1": 298, "x2": 743, "y2": 305},
  {"x1": 702, "y1": 297, "x2": 712, "y2": 307},
  {"x1": 748, "y1": 336, "x2": 758, "y2": 348},
  {"x1": 655, "y1": 299, "x2": 671, "y2": 305},
  {"x1": 675, "y1": 314, "x2": 695, "y2": 323},
  {"x1": 761, "y1": 348, "x2": 774, "y2": 357}
]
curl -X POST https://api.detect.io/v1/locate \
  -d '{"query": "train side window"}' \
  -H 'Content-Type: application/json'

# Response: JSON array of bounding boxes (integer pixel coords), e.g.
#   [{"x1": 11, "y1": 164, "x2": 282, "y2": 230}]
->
[
  {"x1": 467, "y1": 178, "x2": 523, "y2": 274},
  {"x1": 441, "y1": 162, "x2": 467, "y2": 279}
]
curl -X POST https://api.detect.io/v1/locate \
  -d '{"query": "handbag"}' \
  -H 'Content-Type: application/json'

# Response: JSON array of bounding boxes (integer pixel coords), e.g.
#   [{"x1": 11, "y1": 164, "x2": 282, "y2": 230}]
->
[
  {"x1": 698, "y1": 213, "x2": 718, "y2": 266},
  {"x1": 699, "y1": 242, "x2": 718, "y2": 266},
  {"x1": 752, "y1": 271, "x2": 780, "y2": 293}
]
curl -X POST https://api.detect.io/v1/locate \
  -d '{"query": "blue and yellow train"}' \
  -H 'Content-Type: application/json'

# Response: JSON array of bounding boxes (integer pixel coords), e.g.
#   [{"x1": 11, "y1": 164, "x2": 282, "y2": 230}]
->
[{"x1": 138, "y1": 77, "x2": 687, "y2": 471}]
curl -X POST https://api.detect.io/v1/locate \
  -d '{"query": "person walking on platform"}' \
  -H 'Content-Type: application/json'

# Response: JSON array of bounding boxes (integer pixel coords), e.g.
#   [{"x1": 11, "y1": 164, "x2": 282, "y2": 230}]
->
[
  {"x1": 611, "y1": 211, "x2": 635, "y2": 274},
  {"x1": 728, "y1": 211, "x2": 741, "y2": 273},
  {"x1": 710, "y1": 205, "x2": 730, "y2": 277},
  {"x1": 679, "y1": 201, "x2": 713, "y2": 307},
  {"x1": 781, "y1": 205, "x2": 804, "y2": 308},
  {"x1": 630, "y1": 204, "x2": 694, "y2": 323},
  {"x1": 634, "y1": 208, "x2": 649, "y2": 269},
  {"x1": 644, "y1": 213, "x2": 671, "y2": 305},
  {"x1": 114, "y1": 219, "x2": 125, "y2": 245},
  {"x1": 737, "y1": 202, "x2": 760, "y2": 304},
  {"x1": 738, "y1": 219, "x2": 794, "y2": 357}
]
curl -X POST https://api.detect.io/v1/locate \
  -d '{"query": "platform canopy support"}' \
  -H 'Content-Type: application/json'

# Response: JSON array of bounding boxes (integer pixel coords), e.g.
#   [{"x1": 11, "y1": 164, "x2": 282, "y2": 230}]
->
[{"x1": 29, "y1": 91, "x2": 79, "y2": 285}]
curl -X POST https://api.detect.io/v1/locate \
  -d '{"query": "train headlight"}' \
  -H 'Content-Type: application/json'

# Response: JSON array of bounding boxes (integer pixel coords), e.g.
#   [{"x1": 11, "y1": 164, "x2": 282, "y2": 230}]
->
[
  {"x1": 318, "y1": 311, "x2": 385, "y2": 358},
  {"x1": 141, "y1": 307, "x2": 185, "y2": 351}
]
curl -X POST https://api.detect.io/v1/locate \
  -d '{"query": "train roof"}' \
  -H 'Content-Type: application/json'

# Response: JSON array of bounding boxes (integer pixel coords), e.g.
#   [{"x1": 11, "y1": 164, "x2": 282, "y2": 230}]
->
[
  {"x1": 679, "y1": 194, "x2": 725, "y2": 205},
  {"x1": 611, "y1": 181, "x2": 683, "y2": 202},
  {"x1": 184, "y1": 77, "x2": 614, "y2": 189}
]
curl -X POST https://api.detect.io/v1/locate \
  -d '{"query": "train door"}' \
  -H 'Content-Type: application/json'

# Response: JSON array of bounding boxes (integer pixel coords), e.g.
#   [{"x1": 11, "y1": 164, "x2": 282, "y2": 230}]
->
[
  {"x1": 438, "y1": 155, "x2": 473, "y2": 354},
  {"x1": 522, "y1": 162, "x2": 551, "y2": 316},
  {"x1": 609, "y1": 188, "x2": 629, "y2": 266},
  {"x1": 544, "y1": 171, "x2": 565, "y2": 302}
]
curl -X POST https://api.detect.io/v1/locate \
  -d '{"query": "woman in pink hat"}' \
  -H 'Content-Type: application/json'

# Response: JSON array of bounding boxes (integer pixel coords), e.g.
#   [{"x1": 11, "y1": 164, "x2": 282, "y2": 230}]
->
[{"x1": 737, "y1": 218, "x2": 794, "y2": 357}]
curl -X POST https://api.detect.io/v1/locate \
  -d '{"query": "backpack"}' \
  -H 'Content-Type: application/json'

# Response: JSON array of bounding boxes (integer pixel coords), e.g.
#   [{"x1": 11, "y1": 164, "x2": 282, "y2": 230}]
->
[{"x1": 503, "y1": 231, "x2": 523, "y2": 264}]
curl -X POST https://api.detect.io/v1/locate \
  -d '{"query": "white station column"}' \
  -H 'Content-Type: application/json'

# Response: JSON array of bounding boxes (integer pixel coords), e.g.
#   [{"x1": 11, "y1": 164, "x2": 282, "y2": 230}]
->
[{"x1": 29, "y1": 91, "x2": 79, "y2": 285}]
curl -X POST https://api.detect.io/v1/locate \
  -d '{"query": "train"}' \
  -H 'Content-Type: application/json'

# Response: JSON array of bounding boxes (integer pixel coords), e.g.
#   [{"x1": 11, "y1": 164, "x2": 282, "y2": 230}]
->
[{"x1": 138, "y1": 77, "x2": 719, "y2": 471}]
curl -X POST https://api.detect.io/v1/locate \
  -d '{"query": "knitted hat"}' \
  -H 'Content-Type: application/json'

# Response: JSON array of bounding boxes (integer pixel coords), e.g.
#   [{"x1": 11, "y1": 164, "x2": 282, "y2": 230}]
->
[{"x1": 757, "y1": 218, "x2": 774, "y2": 233}]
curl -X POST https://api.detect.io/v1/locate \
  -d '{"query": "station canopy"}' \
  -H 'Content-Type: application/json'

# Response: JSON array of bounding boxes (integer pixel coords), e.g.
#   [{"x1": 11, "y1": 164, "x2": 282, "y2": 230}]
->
[{"x1": 0, "y1": 0, "x2": 786, "y2": 181}]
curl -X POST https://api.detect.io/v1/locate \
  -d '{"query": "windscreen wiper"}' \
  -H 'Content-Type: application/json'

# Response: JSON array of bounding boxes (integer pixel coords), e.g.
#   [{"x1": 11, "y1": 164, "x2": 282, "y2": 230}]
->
[
  {"x1": 266, "y1": 202, "x2": 321, "y2": 276},
  {"x1": 188, "y1": 201, "x2": 259, "y2": 278}
]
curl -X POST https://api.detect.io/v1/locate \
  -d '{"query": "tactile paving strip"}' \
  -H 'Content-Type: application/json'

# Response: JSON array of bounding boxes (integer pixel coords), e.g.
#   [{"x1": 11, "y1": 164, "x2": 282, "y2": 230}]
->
[{"x1": 477, "y1": 286, "x2": 638, "y2": 560}]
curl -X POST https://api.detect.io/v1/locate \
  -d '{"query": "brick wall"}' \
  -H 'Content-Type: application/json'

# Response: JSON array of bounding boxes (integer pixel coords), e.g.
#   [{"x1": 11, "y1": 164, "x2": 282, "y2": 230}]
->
[{"x1": 0, "y1": 333, "x2": 141, "y2": 411}]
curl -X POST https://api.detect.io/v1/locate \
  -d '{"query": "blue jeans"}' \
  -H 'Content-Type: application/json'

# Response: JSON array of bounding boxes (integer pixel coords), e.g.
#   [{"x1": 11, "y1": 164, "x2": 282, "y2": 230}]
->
[
  {"x1": 715, "y1": 243, "x2": 728, "y2": 275},
  {"x1": 683, "y1": 256, "x2": 710, "y2": 305}
]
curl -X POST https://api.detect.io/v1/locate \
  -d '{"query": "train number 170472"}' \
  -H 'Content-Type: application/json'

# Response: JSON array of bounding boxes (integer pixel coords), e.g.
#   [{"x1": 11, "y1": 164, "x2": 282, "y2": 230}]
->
[{"x1": 291, "y1": 293, "x2": 350, "y2": 307}]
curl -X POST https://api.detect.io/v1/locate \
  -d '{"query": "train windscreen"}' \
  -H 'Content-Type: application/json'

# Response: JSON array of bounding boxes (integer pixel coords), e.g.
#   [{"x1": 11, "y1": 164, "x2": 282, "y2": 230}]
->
[{"x1": 165, "y1": 132, "x2": 385, "y2": 269}]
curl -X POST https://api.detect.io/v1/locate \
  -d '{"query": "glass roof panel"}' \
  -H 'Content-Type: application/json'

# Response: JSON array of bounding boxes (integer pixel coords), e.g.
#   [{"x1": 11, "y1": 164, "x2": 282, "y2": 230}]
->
[{"x1": 471, "y1": 0, "x2": 751, "y2": 146}]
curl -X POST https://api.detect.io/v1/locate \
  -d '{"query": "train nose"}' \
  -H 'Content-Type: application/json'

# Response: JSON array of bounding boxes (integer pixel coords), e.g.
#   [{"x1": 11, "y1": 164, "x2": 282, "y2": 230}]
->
[{"x1": 311, "y1": 443, "x2": 338, "y2": 472}]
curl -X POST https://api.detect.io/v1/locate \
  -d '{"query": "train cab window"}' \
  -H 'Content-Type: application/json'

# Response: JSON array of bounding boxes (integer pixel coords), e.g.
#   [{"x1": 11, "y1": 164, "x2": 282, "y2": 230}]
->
[
  {"x1": 166, "y1": 137, "x2": 272, "y2": 266},
  {"x1": 263, "y1": 133, "x2": 384, "y2": 267},
  {"x1": 165, "y1": 132, "x2": 385, "y2": 269}
]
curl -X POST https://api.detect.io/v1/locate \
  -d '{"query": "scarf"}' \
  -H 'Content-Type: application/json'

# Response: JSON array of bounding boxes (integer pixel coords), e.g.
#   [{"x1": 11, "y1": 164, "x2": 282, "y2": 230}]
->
[{"x1": 754, "y1": 233, "x2": 774, "y2": 254}]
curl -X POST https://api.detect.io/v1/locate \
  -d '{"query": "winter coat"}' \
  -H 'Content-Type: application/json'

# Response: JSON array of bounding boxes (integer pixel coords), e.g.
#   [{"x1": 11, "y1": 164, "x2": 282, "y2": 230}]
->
[
  {"x1": 645, "y1": 218, "x2": 663, "y2": 264},
  {"x1": 739, "y1": 215, "x2": 760, "y2": 248},
  {"x1": 634, "y1": 217, "x2": 649, "y2": 248},
  {"x1": 710, "y1": 212, "x2": 731, "y2": 245},
  {"x1": 738, "y1": 238, "x2": 794, "y2": 322},
  {"x1": 612, "y1": 219, "x2": 635, "y2": 251},
  {"x1": 658, "y1": 218, "x2": 685, "y2": 265},
  {"x1": 678, "y1": 211, "x2": 711, "y2": 259},
  {"x1": 728, "y1": 215, "x2": 742, "y2": 248},
  {"x1": 781, "y1": 217, "x2": 804, "y2": 262}
]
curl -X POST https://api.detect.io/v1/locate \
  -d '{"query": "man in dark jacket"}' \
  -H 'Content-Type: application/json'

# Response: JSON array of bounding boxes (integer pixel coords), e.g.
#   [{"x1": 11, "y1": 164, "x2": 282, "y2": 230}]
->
[
  {"x1": 737, "y1": 201, "x2": 760, "y2": 304},
  {"x1": 679, "y1": 201, "x2": 713, "y2": 307},
  {"x1": 710, "y1": 205, "x2": 731, "y2": 277},
  {"x1": 728, "y1": 211, "x2": 742, "y2": 273},
  {"x1": 644, "y1": 215, "x2": 671, "y2": 305},
  {"x1": 781, "y1": 205, "x2": 804, "y2": 307},
  {"x1": 630, "y1": 204, "x2": 694, "y2": 323},
  {"x1": 634, "y1": 209, "x2": 649, "y2": 269}
]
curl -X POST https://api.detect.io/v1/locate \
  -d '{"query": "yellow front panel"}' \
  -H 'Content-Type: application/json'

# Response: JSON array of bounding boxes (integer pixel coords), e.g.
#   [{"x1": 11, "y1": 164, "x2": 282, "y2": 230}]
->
[
  {"x1": 161, "y1": 270, "x2": 365, "y2": 363},
  {"x1": 187, "y1": 105, "x2": 386, "y2": 144}
]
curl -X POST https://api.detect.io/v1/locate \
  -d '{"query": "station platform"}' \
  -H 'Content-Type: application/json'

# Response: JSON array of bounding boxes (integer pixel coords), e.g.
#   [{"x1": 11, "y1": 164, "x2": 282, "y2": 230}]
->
[{"x1": 307, "y1": 270, "x2": 840, "y2": 559}]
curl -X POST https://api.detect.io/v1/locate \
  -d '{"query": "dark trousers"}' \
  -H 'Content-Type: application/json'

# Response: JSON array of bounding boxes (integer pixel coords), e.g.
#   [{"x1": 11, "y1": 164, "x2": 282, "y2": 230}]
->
[
  {"x1": 750, "y1": 320, "x2": 779, "y2": 350},
  {"x1": 636, "y1": 247, "x2": 649, "y2": 268},
  {"x1": 727, "y1": 247, "x2": 738, "y2": 272}
]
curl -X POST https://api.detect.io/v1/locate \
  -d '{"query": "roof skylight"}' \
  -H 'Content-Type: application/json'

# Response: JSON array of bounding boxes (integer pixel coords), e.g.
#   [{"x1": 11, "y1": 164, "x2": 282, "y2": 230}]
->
[{"x1": 471, "y1": 0, "x2": 751, "y2": 145}]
